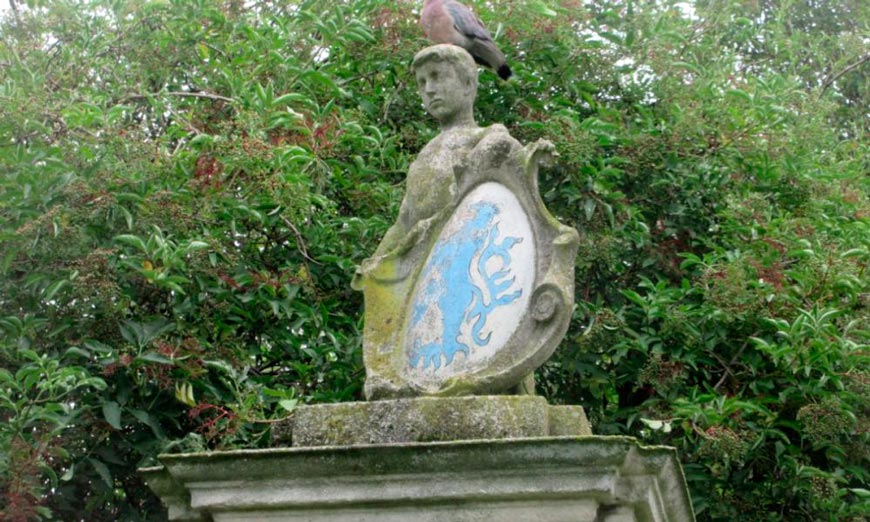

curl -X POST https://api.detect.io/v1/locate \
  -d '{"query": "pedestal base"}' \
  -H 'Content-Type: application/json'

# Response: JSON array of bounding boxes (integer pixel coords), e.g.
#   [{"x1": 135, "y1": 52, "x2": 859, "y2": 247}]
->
[
  {"x1": 272, "y1": 396, "x2": 592, "y2": 447},
  {"x1": 142, "y1": 437, "x2": 695, "y2": 522}
]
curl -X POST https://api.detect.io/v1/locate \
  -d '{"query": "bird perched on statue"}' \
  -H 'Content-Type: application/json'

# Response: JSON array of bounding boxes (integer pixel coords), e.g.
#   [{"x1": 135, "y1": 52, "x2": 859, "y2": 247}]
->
[{"x1": 421, "y1": 0, "x2": 513, "y2": 80}]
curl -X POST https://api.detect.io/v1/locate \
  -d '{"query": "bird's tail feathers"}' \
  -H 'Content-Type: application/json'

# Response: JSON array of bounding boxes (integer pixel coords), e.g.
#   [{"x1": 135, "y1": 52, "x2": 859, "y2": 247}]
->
[
  {"x1": 468, "y1": 39, "x2": 511, "y2": 81},
  {"x1": 471, "y1": 54, "x2": 489, "y2": 67}
]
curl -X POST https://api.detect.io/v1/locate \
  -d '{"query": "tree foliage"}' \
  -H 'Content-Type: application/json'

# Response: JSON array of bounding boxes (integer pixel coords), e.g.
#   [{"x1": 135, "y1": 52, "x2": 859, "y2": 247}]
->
[{"x1": 0, "y1": 0, "x2": 867, "y2": 520}]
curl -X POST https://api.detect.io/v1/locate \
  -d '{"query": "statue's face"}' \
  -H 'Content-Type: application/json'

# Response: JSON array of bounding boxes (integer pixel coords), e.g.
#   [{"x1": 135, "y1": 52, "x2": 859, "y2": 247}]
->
[{"x1": 415, "y1": 59, "x2": 473, "y2": 124}]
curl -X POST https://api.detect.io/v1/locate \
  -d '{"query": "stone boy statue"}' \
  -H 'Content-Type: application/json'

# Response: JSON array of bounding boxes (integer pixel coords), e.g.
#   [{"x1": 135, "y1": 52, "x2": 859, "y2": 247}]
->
[{"x1": 353, "y1": 45, "x2": 578, "y2": 400}]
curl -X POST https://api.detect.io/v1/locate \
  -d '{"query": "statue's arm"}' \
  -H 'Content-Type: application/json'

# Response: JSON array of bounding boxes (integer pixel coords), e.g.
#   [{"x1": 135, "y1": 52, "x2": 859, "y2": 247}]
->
[
  {"x1": 374, "y1": 207, "x2": 446, "y2": 259},
  {"x1": 373, "y1": 194, "x2": 413, "y2": 257},
  {"x1": 520, "y1": 138, "x2": 557, "y2": 171},
  {"x1": 373, "y1": 222, "x2": 407, "y2": 257},
  {"x1": 472, "y1": 124, "x2": 555, "y2": 169}
]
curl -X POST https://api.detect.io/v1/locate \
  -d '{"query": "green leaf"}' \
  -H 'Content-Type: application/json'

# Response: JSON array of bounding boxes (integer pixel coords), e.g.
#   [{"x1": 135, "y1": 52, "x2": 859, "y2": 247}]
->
[
  {"x1": 671, "y1": 61, "x2": 702, "y2": 75},
  {"x1": 60, "y1": 465, "x2": 75, "y2": 482},
  {"x1": 83, "y1": 377, "x2": 108, "y2": 391},
  {"x1": 63, "y1": 347, "x2": 91, "y2": 360},
  {"x1": 136, "y1": 352, "x2": 174, "y2": 364},
  {"x1": 130, "y1": 409, "x2": 166, "y2": 439},
  {"x1": 186, "y1": 240, "x2": 210, "y2": 250},
  {"x1": 175, "y1": 382, "x2": 196, "y2": 407},
  {"x1": 88, "y1": 458, "x2": 113, "y2": 488},
  {"x1": 584, "y1": 198, "x2": 596, "y2": 221},
  {"x1": 84, "y1": 340, "x2": 114, "y2": 354},
  {"x1": 640, "y1": 418, "x2": 664, "y2": 430},
  {"x1": 726, "y1": 89, "x2": 752, "y2": 103},
  {"x1": 1, "y1": 247, "x2": 18, "y2": 275},
  {"x1": 102, "y1": 401, "x2": 122, "y2": 430},
  {"x1": 531, "y1": 0, "x2": 559, "y2": 18},
  {"x1": 114, "y1": 234, "x2": 147, "y2": 252},
  {"x1": 278, "y1": 399, "x2": 298, "y2": 412}
]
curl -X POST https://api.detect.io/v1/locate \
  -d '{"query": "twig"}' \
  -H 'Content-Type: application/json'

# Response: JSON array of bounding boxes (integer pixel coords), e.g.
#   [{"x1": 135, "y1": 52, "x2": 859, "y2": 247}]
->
[
  {"x1": 287, "y1": 56, "x2": 320, "y2": 90},
  {"x1": 690, "y1": 421, "x2": 709, "y2": 438},
  {"x1": 281, "y1": 216, "x2": 322, "y2": 265},
  {"x1": 713, "y1": 339, "x2": 751, "y2": 391},
  {"x1": 165, "y1": 106, "x2": 203, "y2": 136},
  {"x1": 199, "y1": 41, "x2": 228, "y2": 58},
  {"x1": 124, "y1": 91, "x2": 234, "y2": 103},
  {"x1": 382, "y1": 79, "x2": 406, "y2": 124},
  {"x1": 9, "y1": 0, "x2": 21, "y2": 25},
  {"x1": 249, "y1": 412, "x2": 295, "y2": 424},
  {"x1": 172, "y1": 138, "x2": 187, "y2": 156},
  {"x1": 819, "y1": 53, "x2": 870, "y2": 98}
]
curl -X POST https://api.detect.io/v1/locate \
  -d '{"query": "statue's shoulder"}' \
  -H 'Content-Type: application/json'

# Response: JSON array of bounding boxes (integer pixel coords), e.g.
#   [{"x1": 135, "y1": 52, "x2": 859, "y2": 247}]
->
[
  {"x1": 471, "y1": 124, "x2": 522, "y2": 158},
  {"x1": 481, "y1": 123, "x2": 511, "y2": 136},
  {"x1": 485, "y1": 123, "x2": 509, "y2": 132},
  {"x1": 479, "y1": 123, "x2": 520, "y2": 145}
]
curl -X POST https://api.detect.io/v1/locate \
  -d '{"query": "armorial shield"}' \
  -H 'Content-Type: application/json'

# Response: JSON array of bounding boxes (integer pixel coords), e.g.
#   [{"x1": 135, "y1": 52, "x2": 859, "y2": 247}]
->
[{"x1": 354, "y1": 125, "x2": 579, "y2": 399}]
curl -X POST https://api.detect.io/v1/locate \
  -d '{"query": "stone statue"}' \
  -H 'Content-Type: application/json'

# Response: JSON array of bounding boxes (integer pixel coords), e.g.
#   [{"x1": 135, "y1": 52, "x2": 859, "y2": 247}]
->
[
  {"x1": 353, "y1": 44, "x2": 579, "y2": 400},
  {"x1": 144, "y1": 45, "x2": 696, "y2": 522}
]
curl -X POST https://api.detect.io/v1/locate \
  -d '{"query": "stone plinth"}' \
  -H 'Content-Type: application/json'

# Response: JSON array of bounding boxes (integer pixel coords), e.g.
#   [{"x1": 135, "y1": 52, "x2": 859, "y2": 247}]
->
[
  {"x1": 272, "y1": 395, "x2": 591, "y2": 447},
  {"x1": 141, "y1": 437, "x2": 695, "y2": 522}
]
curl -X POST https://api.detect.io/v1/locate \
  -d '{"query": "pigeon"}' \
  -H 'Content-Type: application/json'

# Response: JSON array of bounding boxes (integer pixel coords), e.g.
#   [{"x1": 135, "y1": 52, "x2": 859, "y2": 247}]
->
[{"x1": 421, "y1": 0, "x2": 513, "y2": 80}]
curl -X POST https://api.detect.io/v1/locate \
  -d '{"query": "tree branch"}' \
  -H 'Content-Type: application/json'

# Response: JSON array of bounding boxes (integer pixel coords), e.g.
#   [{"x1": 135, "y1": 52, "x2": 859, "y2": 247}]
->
[
  {"x1": 281, "y1": 216, "x2": 322, "y2": 265},
  {"x1": 124, "y1": 91, "x2": 235, "y2": 103},
  {"x1": 713, "y1": 338, "x2": 752, "y2": 392},
  {"x1": 820, "y1": 53, "x2": 870, "y2": 98},
  {"x1": 9, "y1": 0, "x2": 21, "y2": 25}
]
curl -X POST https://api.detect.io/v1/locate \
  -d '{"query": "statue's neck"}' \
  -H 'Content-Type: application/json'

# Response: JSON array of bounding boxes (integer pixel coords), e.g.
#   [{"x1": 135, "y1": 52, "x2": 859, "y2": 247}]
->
[{"x1": 439, "y1": 114, "x2": 477, "y2": 132}]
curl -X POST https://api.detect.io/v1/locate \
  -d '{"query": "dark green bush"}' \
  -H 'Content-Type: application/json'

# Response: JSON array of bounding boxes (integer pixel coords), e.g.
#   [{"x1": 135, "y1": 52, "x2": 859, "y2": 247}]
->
[{"x1": 1, "y1": 1, "x2": 867, "y2": 520}]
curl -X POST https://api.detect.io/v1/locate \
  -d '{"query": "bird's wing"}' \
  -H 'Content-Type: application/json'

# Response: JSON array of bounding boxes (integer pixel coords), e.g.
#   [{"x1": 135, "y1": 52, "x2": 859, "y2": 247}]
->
[{"x1": 445, "y1": 1, "x2": 493, "y2": 42}]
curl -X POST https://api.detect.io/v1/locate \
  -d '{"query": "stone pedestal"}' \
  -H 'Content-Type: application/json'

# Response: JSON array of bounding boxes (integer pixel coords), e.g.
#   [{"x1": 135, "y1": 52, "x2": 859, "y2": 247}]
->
[
  {"x1": 143, "y1": 397, "x2": 694, "y2": 522},
  {"x1": 142, "y1": 436, "x2": 694, "y2": 522},
  {"x1": 272, "y1": 396, "x2": 591, "y2": 447}
]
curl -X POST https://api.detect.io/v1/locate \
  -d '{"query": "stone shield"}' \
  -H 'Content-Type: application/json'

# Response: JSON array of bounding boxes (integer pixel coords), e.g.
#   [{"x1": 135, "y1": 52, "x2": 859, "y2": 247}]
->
[
  {"x1": 355, "y1": 126, "x2": 579, "y2": 399},
  {"x1": 405, "y1": 182, "x2": 536, "y2": 392}
]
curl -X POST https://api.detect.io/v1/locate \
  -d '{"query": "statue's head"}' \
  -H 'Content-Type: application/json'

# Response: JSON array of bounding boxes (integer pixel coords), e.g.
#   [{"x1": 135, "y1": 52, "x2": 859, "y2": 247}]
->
[{"x1": 413, "y1": 44, "x2": 478, "y2": 128}]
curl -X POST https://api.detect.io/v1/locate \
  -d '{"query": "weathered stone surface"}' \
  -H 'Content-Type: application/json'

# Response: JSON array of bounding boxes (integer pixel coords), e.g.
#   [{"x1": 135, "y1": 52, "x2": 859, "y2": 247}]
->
[
  {"x1": 143, "y1": 437, "x2": 695, "y2": 522},
  {"x1": 272, "y1": 396, "x2": 592, "y2": 447},
  {"x1": 352, "y1": 45, "x2": 579, "y2": 399},
  {"x1": 139, "y1": 466, "x2": 205, "y2": 522},
  {"x1": 549, "y1": 404, "x2": 593, "y2": 437}
]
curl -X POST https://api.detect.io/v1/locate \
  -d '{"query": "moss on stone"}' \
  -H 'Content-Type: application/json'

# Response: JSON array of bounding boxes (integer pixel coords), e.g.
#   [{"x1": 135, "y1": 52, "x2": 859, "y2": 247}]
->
[{"x1": 276, "y1": 396, "x2": 591, "y2": 448}]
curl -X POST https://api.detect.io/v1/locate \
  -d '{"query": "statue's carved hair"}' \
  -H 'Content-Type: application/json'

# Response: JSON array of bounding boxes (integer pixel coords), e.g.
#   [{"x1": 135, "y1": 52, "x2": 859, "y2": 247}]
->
[{"x1": 412, "y1": 44, "x2": 478, "y2": 90}]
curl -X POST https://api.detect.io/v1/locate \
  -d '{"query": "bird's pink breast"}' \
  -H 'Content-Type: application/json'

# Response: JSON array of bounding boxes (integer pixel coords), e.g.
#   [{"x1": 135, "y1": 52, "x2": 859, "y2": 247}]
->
[{"x1": 421, "y1": 1, "x2": 465, "y2": 46}]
